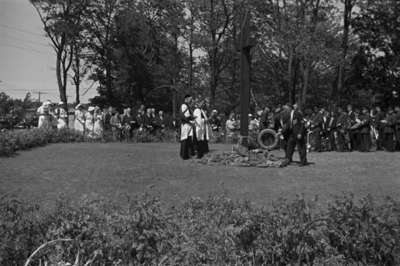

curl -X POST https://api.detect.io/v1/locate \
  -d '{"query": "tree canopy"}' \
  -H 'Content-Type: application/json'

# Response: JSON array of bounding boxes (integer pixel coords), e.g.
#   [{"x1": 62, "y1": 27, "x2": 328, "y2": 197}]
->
[{"x1": 31, "y1": 0, "x2": 400, "y2": 113}]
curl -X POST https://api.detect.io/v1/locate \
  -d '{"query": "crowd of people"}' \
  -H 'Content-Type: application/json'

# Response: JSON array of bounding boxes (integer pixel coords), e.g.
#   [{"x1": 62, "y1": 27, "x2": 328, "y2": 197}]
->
[
  {"x1": 219, "y1": 103, "x2": 400, "y2": 153},
  {"x1": 36, "y1": 97, "x2": 400, "y2": 156},
  {"x1": 36, "y1": 101, "x2": 172, "y2": 141}
]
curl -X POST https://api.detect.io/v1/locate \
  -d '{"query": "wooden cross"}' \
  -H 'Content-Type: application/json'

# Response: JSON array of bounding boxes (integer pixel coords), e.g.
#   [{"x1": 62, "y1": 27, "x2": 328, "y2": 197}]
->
[{"x1": 239, "y1": 10, "x2": 253, "y2": 148}]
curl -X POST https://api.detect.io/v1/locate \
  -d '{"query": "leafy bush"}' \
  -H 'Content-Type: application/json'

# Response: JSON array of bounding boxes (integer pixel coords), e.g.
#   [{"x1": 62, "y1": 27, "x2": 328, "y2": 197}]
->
[
  {"x1": 0, "y1": 128, "x2": 87, "y2": 157},
  {"x1": 1, "y1": 193, "x2": 399, "y2": 265}
]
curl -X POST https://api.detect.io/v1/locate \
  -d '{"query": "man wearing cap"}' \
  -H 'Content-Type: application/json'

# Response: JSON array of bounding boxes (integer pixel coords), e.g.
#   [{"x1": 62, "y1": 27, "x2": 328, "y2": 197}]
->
[{"x1": 180, "y1": 94, "x2": 195, "y2": 159}]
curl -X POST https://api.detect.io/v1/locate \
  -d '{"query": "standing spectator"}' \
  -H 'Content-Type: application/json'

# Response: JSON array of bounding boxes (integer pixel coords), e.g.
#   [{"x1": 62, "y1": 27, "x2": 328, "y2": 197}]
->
[
  {"x1": 248, "y1": 114, "x2": 259, "y2": 132},
  {"x1": 209, "y1": 110, "x2": 221, "y2": 132},
  {"x1": 37, "y1": 101, "x2": 52, "y2": 129},
  {"x1": 311, "y1": 107, "x2": 324, "y2": 152},
  {"x1": 103, "y1": 107, "x2": 112, "y2": 131},
  {"x1": 74, "y1": 104, "x2": 85, "y2": 134},
  {"x1": 144, "y1": 108, "x2": 155, "y2": 133},
  {"x1": 136, "y1": 106, "x2": 146, "y2": 129},
  {"x1": 394, "y1": 106, "x2": 400, "y2": 150},
  {"x1": 93, "y1": 106, "x2": 104, "y2": 139},
  {"x1": 85, "y1": 106, "x2": 96, "y2": 138},
  {"x1": 155, "y1": 110, "x2": 167, "y2": 137},
  {"x1": 383, "y1": 108, "x2": 396, "y2": 152},
  {"x1": 327, "y1": 110, "x2": 337, "y2": 151},
  {"x1": 110, "y1": 110, "x2": 122, "y2": 141},
  {"x1": 359, "y1": 107, "x2": 371, "y2": 152},
  {"x1": 374, "y1": 106, "x2": 385, "y2": 150},
  {"x1": 336, "y1": 107, "x2": 349, "y2": 152},
  {"x1": 260, "y1": 107, "x2": 271, "y2": 130},
  {"x1": 121, "y1": 108, "x2": 134, "y2": 141},
  {"x1": 55, "y1": 102, "x2": 68, "y2": 130},
  {"x1": 347, "y1": 104, "x2": 358, "y2": 151}
]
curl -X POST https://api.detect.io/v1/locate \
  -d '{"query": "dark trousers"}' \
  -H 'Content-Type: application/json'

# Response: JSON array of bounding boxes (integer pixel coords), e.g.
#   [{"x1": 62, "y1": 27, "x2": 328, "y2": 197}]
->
[
  {"x1": 180, "y1": 137, "x2": 194, "y2": 160},
  {"x1": 313, "y1": 128, "x2": 322, "y2": 152},
  {"x1": 286, "y1": 134, "x2": 307, "y2": 165},
  {"x1": 336, "y1": 130, "x2": 346, "y2": 152},
  {"x1": 359, "y1": 133, "x2": 371, "y2": 152},
  {"x1": 349, "y1": 130, "x2": 359, "y2": 151},
  {"x1": 328, "y1": 130, "x2": 337, "y2": 151},
  {"x1": 383, "y1": 133, "x2": 395, "y2": 152},
  {"x1": 396, "y1": 127, "x2": 400, "y2": 150},
  {"x1": 376, "y1": 128, "x2": 384, "y2": 150}
]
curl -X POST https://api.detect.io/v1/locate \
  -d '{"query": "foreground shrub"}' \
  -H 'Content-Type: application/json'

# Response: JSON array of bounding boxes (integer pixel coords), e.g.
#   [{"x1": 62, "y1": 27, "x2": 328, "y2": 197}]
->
[{"x1": 0, "y1": 194, "x2": 399, "y2": 265}]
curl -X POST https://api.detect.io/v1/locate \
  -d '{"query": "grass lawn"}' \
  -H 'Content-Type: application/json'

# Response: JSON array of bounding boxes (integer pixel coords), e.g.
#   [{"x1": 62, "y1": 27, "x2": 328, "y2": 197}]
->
[{"x1": 1, "y1": 142, "x2": 400, "y2": 207}]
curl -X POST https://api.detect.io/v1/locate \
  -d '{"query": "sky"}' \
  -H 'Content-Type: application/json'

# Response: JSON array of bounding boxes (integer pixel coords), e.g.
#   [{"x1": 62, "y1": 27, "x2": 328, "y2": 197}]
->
[{"x1": 0, "y1": 0, "x2": 97, "y2": 103}]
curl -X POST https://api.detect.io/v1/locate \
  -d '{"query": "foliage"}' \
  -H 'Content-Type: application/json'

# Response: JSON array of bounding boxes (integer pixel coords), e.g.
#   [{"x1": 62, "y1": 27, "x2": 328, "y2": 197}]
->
[
  {"x1": 0, "y1": 128, "x2": 180, "y2": 157},
  {"x1": 0, "y1": 128, "x2": 85, "y2": 157},
  {"x1": 0, "y1": 194, "x2": 399, "y2": 265}
]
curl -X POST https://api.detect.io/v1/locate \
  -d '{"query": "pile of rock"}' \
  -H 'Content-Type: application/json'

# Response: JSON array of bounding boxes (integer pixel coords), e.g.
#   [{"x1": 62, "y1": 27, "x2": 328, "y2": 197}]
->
[{"x1": 196, "y1": 149, "x2": 289, "y2": 168}]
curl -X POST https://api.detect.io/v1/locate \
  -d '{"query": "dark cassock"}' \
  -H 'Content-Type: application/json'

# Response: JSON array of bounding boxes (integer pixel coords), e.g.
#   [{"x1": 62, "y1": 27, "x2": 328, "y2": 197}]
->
[
  {"x1": 180, "y1": 102, "x2": 195, "y2": 160},
  {"x1": 285, "y1": 109, "x2": 308, "y2": 166}
]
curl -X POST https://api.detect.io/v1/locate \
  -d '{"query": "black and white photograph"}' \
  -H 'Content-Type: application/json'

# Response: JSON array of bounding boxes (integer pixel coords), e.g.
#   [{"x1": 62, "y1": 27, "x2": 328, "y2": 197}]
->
[{"x1": 1, "y1": 0, "x2": 400, "y2": 265}]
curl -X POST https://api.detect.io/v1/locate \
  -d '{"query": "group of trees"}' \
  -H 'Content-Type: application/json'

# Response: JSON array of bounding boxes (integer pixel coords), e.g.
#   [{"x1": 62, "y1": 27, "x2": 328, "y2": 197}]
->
[{"x1": 30, "y1": 0, "x2": 400, "y2": 115}]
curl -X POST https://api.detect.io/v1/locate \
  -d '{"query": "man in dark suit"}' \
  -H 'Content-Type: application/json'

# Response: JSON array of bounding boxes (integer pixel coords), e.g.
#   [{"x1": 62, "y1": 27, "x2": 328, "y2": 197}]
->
[
  {"x1": 287, "y1": 104, "x2": 308, "y2": 165},
  {"x1": 283, "y1": 104, "x2": 308, "y2": 166}
]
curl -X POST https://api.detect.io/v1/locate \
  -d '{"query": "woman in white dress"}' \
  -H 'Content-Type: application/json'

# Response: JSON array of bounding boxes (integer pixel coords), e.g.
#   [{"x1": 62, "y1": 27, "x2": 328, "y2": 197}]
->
[
  {"x1": 85, "y1": 106, "x2": 96, "y2": 138},
  {"x1": 56, "y1": 102, "x2": 68, "y2": 130},
  {"x1": 74, "y1": 104, "x2": 86, "y2": 133},
  {"x1": 37, "y1": 101, "x2": 52, "y2": 129},
  {"x1": 93, "y1": 107, "x2": 104, "y2": 139}
]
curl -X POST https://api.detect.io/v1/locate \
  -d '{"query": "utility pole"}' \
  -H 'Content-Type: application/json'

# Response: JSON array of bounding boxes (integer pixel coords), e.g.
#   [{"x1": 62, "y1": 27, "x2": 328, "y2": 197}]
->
[{"x1": 34, "y1": 91, "x2": 48, "y2": 103}]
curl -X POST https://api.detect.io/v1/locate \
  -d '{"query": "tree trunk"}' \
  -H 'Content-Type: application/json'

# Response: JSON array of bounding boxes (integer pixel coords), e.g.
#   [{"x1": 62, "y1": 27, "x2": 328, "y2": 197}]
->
[
  {"x1": 335, "y1": 0, "x2": 353, "y2": 101},
  {"x1": 188, "y1": 13, "x2": 194, "y2": 93},
  {"x1": 300, "y1": 61, "x2": 311, "y2": 108},
  {"x1": 288, "y1": 47, "x2": 294, "y2": 104},
  {"x1": 74, "y1": 49, "x2": 80, "y2": 105}
]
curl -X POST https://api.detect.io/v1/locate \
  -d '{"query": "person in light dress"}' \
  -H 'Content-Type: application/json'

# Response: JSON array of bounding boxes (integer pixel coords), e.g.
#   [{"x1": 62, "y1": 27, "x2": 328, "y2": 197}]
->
[
  {"x1": 74, "y1": 104, "x2": 86, "y2": 133},
  {"x1": 37, "y1": 100, "x2": 52, "y2": 129}
]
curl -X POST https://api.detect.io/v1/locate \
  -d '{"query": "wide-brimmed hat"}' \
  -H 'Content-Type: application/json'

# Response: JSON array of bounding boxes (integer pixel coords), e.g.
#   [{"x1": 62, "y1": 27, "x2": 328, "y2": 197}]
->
[
  {"x1": 58, "y1": 101, "x2": 64, "y2": 105},
  {"x1": 75, "y1": 103, "x2": 83, "y2": 110},
  {"x1": 88, "y1": 106, "x2": 95, "y2": 112}
]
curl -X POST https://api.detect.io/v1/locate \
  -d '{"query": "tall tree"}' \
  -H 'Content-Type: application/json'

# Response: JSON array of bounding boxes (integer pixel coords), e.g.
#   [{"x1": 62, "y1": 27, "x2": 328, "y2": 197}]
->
[{"x1": 31, "y1": 0, "x2": 87, "y2": 111}]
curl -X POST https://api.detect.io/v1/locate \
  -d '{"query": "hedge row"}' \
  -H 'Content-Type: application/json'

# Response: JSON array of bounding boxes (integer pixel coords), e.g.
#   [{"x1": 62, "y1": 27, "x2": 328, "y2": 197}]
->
[
  {"x1": 1, "y1": 194, "x2": 399, "y2": 265},
  {"x1": 0, "y1": 128, "x2": 86, "y2": 157},
  {"x1": 0, "y1": 128, "x2": 178, "y2": 157}
]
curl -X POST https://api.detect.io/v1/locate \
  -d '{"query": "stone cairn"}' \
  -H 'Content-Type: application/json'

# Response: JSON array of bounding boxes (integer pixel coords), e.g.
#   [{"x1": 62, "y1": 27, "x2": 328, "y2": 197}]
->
[{"x1": 197, "y1": 143, "x2": 289, "y2": 168}]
